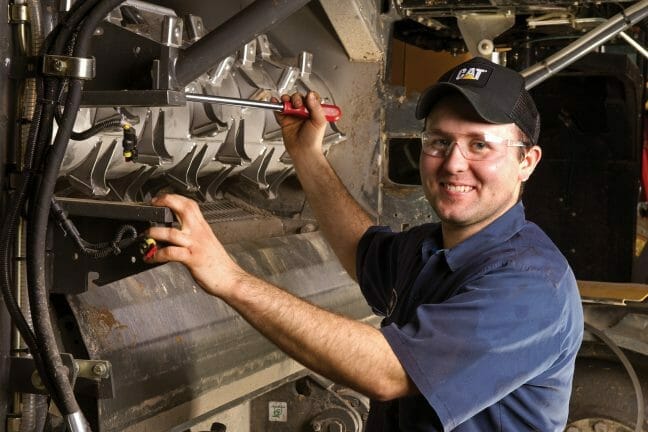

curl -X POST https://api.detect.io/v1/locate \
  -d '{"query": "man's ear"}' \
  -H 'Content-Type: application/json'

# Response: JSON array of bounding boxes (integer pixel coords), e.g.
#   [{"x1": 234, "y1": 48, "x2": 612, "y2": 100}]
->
[{"x1": 519, "y1": 145, "x2": 542, "y2": 182}]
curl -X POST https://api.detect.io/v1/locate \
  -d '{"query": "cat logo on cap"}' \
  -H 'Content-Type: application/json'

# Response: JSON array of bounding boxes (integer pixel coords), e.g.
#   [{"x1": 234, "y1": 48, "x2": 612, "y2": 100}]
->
[{"x1": 452, "y1": 66, "x2": 492, "y2": 87}]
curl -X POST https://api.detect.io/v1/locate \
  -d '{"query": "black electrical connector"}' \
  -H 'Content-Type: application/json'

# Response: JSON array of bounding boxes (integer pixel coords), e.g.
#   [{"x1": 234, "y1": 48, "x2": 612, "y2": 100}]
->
[{"x1": 122, "y1": 123, "x2": 138, "y2": 162}]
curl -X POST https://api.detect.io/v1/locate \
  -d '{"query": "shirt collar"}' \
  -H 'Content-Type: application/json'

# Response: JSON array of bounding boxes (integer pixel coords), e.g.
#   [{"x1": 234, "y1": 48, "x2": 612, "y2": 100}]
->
[
  {"x1": 421, "y1": 225, "x2": 444, "y2": 260},
  {"x1": 422, "y1": 202, "x2": 526, "y2": 271}
]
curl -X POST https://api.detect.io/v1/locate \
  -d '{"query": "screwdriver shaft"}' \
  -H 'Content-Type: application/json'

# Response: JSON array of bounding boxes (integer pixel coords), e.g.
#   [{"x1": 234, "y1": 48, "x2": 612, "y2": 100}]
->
[{"x1": 185, "y1": 93, "x2": 282, "y2": 111}]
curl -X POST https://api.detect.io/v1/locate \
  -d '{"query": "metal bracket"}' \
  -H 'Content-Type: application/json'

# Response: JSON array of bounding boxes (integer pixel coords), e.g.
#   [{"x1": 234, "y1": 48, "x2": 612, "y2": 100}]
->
[
  {"x1": 162, "y1": 15, "x2": 183, "y2": 47},
  {"x1": 10, "y1": 355, "x2": 115, "y2": 399},
  {"x1": 185, "y1": 14, "x2": 205, "y2": 42},
  {"x1": 164, "y1": 144, "x2": 209, "y2": 193},
  {"x1": 10, "y1": 353, "x2": 76, "y2": 394},
  {"x1": 579, "y1": 280, "x2": 648, "y2": 306},
  {"x1": 216, "y1": 118, "x2": 251, "y2": 165},
  {"x1": 207, "y1": 56, "x2": 235, "y2": 88},
  {"x1": 108, "y1": 166, "x2": 158, "y2": 202},
  {"x1": 43, "y1": 54, "x2": 96, "y2": 80},
  {"x1": 76, "y1": 359, "x2": 111, "y2": 380},
  {"x1": 137, "y1": 109, "x2": 173, "y2": 165},
  {"x1": 51, "y1": 198, "x2": 174, "y2": 291},
  {"x1": 9, "y1": 56, "x2": 38, "y2": 79},
  {"x1": 456, "y1": 13, "x2": 515, "y2": 57},
  {"x1": 197, "y1": 166, "x2": 234, "y2": 201},
  {"x1": 241, "y1": 146, "x2": 274, "y2": 190},
  {"x1": 66, "y1": 140, "x2": 117, "y2": 197},
  {"x1": 239, "y1": 39, "x2": 275, "y2": 90}
]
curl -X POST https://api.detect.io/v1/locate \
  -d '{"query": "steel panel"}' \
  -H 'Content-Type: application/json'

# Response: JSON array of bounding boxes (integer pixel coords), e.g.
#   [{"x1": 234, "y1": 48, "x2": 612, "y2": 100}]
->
[{"x1": 65, "y1": 231, "x2": 372, "y2": 431}]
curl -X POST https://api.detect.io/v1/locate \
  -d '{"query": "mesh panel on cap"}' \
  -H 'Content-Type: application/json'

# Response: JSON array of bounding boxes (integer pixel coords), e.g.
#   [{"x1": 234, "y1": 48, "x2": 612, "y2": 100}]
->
[{"x1": 511, "y1": 89, "x2": 541, "y2": 145}]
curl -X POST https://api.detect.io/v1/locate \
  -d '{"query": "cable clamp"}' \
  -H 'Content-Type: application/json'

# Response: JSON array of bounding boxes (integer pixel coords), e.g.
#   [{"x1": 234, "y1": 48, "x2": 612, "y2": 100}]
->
[
  {"x1": 42, "y1": 54, "x2": 95, "y2": 80},
  {"x1": 8, "y1": 4, "x2": 28, "y2": 23}
]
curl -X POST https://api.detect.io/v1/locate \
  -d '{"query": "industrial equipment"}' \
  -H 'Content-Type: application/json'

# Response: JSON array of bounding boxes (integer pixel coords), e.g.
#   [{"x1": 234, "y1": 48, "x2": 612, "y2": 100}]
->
[{"x1": 1, "y1": 1, "x2": 647, "y2": 431}]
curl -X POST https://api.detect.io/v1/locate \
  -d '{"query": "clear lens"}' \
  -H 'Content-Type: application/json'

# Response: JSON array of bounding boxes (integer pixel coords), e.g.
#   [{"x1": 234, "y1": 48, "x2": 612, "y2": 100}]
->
[{"x1": 420, "y1": 130, "x2": 525, "y2": 161}]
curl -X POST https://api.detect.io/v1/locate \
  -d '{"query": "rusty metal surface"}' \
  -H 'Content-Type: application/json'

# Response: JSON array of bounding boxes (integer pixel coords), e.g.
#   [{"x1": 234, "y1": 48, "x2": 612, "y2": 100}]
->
[
  {"x1": 65, "y1": 231, "x2": 371, "y2": 431},
  {"x1": 319, "y1": 0, "x2": 382, "y2": 61},
  {"x1": 378, "y1": 86, "x2": 441, "y2": 230}
]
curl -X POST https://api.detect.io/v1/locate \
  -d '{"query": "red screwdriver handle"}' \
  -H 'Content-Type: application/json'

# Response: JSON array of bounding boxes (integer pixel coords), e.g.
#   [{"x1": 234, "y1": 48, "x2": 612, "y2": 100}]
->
[{"x1": 281, "y1": 100, "x2": 342, "y2": 122}]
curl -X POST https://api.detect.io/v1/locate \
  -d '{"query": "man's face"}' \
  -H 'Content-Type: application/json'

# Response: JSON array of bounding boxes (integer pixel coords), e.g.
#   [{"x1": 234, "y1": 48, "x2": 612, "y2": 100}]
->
[{"x1": 419, "y1": 95, "x2": 540, "y2": 239}]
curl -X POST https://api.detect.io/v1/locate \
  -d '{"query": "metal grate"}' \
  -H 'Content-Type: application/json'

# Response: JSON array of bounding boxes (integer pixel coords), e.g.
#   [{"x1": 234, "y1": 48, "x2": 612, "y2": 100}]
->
[{"x1": 199, "y1": 200, "x2": 257, "y2": 223}]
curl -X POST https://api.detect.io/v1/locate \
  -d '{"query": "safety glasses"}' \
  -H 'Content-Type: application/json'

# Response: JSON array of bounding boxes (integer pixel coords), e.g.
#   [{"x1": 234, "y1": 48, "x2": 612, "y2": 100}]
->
[{"x1": 420, "y1": 129, "x2": 527, "y2": 161}]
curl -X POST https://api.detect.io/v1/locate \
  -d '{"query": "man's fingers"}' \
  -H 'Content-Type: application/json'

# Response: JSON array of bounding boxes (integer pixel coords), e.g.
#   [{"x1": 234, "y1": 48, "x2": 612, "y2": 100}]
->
[
  {"x1": 147, "y1": 226, "x2": 191, "y2": 248},
  {"x1": 151, "y1": 193, "x2": 202, "y2": 227},
  {"x1": 304, "y1": 91, "x2": 327, "y2": 126},
  {"x1": 290, "y1": 92, "x2": 304, "y2": 109},
  {"x1": 146, "y1": 245, "x2": 191, "y2": 264}
]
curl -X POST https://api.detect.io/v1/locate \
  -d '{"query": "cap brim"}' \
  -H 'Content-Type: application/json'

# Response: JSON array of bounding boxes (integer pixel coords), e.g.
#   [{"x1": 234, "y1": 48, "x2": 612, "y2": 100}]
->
[{"x1": 415, "y1": 83, "x2": 513, "y2": 125}]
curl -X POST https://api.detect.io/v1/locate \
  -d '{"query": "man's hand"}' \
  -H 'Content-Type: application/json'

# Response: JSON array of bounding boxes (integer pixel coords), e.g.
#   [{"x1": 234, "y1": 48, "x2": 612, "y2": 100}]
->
[
  {"x1": 146, "y1": 193, "x2": 244, "y2": 298},
  {"x1": 274, "y1": 92, "x2": 328, "y2": 159}
]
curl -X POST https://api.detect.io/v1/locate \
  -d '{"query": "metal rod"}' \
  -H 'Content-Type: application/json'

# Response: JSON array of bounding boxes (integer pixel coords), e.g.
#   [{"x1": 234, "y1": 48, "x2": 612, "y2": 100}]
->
[
  {"x1": 175, "y1": 0, "x2": 312, "y2": 87},
  {"x1": 10, "y1": 220, "x2": 25, "y2": 354},
  {"x1": 185, "y1": 93, "x2": 282, "y2": 111},
  {"x1": 619, "y1": 30, "x2": 648, "y2": 60},
  {"x1": 522, "y1": 0, "x2": 648, "y2": 89}
]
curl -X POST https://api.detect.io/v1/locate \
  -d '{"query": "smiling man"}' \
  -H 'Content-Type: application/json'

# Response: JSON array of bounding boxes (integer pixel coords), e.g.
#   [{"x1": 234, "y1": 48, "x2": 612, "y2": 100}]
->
[{"x1": 147, "y1": 58, "x2": 583, "y2": 431}]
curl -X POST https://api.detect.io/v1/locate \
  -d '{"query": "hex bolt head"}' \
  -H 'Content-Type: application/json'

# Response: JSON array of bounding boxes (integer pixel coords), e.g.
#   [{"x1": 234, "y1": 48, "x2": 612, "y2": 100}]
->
[
  {"x1": 53, "y1": 59, "x2": 66, "y2": 71},
  {"x1": 92, "y1": 363, "x2": 107, "y2": 377}
]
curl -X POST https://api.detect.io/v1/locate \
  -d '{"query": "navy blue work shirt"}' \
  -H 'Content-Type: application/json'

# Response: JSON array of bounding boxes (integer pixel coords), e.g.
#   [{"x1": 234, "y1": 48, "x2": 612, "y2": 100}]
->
[{"x1": 356, "y1": 202, "x2": 584, "y2": 431}]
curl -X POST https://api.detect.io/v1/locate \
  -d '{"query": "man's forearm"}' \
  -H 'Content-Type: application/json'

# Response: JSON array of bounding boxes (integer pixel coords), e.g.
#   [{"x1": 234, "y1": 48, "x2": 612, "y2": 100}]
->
[
  {"x1": 222, "y1": 271, "x2": 416, "y2": 401},
  {"x1": 291, "y1": 150, "x2": 373, "y2": 279}
]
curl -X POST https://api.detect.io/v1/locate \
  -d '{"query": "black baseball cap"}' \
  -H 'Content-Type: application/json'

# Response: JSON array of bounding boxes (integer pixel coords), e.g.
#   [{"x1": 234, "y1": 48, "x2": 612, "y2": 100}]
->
[{"x1": 415, "y1": 57, "x2": 540, "y2": 145}]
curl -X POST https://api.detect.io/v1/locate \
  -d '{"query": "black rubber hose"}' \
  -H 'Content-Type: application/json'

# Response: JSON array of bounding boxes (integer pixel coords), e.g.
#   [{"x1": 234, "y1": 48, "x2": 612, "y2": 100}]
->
[
  {"x1": 54, "y1": 109, "x2": 122, "y2": 141},
  {"x1": 19, "y1": 0, "x2": 104, "y2": 417},
  {"x1": 584, "y1": 322, "x2": 645, "y2": 432},
  {"x1": 1, "y1": 79, "x2": 45, "y2": 351},
  {"x1": 26, "y1": 0, "x2": 128, "y2": 419},
  {"x1": 26, "y1": 81, "x2": 84, "y2": 418},
  {"x1": 0, "y1": 0, "x2": 103, "y2": 414},
  {"x1": 0, "y1": 79, "x2": 60, "y2": 398},
  {"x1": 175, "y1": 0, "x2": 312, "y2": 87},
  {"x1": 71, "y1": 117, "x2": 121, "y2": 141}
]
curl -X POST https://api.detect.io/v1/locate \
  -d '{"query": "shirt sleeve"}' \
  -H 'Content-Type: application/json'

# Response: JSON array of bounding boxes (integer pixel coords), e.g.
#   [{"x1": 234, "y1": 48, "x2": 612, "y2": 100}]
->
[
  {"x1": 381, "y1": 267, "x2": 569, "y2": 430},
  {"x1": 355, "y1": 226, "x2": 402, "y2": 316}
]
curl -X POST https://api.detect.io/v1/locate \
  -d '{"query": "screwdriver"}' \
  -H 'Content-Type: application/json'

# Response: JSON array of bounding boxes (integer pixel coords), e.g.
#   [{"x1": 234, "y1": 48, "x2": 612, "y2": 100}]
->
[{"x1": 185, "y1": 93, "x2": 342, "y2": 122}]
